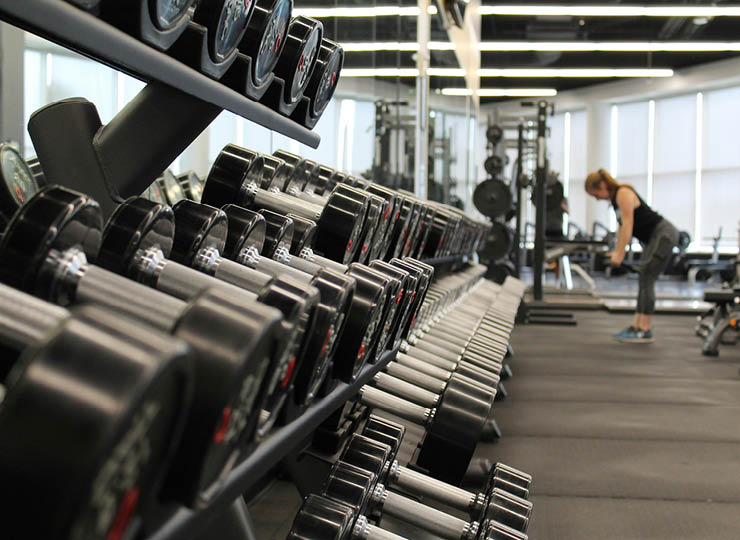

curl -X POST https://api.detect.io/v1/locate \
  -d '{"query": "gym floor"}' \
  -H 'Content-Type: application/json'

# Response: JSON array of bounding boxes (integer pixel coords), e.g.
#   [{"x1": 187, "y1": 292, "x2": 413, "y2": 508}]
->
[{"x1": 249, "y1": 282, "x2": 740, "y2": 539}]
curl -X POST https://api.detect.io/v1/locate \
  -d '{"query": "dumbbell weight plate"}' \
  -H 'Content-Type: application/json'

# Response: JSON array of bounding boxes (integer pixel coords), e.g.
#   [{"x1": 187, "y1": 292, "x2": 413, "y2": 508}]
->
[
  {"x1": 151, "y1": 0, "x2": 196, "y2": 30},
  {"x1": 473, "y1": 179, "x2": 512, "y2": 219},
  {"x1": 193, "y1": 0, "x2": 255, "y2": 65},
  {"x1": 0, "y1": 303, "x2": 194, "y2": 540},
  {"x1": 241, "y1": 0, "x2": 293, "y2": 86},
  {"x1": 303, "y1": 39, "x2": 343, "y2": 121},
  {"x1": 158, "y1": 169, "x2": 187, "y2": 206},
  {"x1": 0, "y1": 144, "x2": 38, "y2": 229},
  {"x1": 273, "y1": 16, "x2": 323, "y2": 103}
]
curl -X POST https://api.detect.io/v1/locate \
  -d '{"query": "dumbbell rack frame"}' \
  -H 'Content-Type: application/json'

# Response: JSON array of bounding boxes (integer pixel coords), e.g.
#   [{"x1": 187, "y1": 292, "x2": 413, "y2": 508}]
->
[
  {"x1": 145, "y1": 347, "x2": 399, "y2": 540},
  {"x1": 0, "y1": 0, "x2": 320, "y2": 217}
]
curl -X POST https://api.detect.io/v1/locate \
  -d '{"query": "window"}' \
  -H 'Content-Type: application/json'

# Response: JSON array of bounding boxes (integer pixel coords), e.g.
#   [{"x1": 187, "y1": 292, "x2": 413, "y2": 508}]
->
[
  {"x1": 653, "y1": 94, "x2": 697, "y2": 236},
  {"x1": 614, "y1": 101, "x2": 649, "y2": 199},
  {"x1": 567, "y1": 110, "x2": 588, "y2": 232},
  {"x1": 701, "y1": 86, "x2": 740, "y2": 247}
]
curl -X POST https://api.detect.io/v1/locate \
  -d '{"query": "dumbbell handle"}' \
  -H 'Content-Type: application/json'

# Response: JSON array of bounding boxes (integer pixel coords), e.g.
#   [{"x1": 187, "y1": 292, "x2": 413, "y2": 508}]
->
[
  {"x1": 373, "y1": 484, "x2": 478, "y2": 540},
  {"x1": 353, "y1": 516, "x2": 407, "y2": 540},
  {"x1": 0, "y1": 284, "x2": 69, "y2": 349},
  {"x1": 357, "y1": 386, "x2": 433, "y2": 426},
  {"x1": 373, "y1": 372, "x2": 439, "y2": 407},
  {"x1": 385, "y1": 361, "x2": 447, "y2": 393},
  {"x1": 74, "y1": 259, "x2": 185, "y2": 331},
  {"x1": 389, "y1": 462, "x2": 476, "y2": 512},
  {"x1": 253, "y1": 183, "x2": 324, "y2": 223}
]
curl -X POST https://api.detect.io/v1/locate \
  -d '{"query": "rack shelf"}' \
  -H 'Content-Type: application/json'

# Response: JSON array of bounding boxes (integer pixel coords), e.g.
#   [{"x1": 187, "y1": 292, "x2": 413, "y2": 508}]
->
[
  {"x1": 145, "y1": 347, "x2": 399, "y2": 540},
  {"x1": 0, "y1": 0, "x2": 320, "y2": 148}
]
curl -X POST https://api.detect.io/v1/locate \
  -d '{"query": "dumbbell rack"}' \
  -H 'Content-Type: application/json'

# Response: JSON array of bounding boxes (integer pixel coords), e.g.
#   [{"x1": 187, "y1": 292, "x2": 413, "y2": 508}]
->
[
  {"x1": 0, "y1": 0, "x2": 319, "y2": 217},
  {"x1": 145, "y1": 347, "x2": 399, "y2": 540}
]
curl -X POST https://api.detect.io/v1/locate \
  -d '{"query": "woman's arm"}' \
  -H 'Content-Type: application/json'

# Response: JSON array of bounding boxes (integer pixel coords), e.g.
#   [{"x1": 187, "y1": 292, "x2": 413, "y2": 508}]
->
[{"x1": 612, "y1": 189, "x2": 637, "y2": 265}]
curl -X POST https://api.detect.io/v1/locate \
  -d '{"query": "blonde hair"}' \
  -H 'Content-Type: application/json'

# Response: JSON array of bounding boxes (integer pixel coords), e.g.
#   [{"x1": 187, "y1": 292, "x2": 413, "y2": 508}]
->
[{"x1": 585, "y1": 168, "x2": 622, "y2": 197}]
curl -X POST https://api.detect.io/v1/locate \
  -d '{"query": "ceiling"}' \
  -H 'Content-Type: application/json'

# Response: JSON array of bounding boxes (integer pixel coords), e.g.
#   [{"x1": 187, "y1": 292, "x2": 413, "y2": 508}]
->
[{"x1": 304, "y1": 1, "x2": 740, "y2": 101}]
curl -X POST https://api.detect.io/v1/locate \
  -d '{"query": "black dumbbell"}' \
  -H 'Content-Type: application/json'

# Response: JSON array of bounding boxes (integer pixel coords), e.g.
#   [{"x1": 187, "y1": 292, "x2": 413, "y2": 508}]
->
[
  {"x1": 238, "y1": 0, "x2": 293, "y2": 97},
  {"x1": 289, "y1": 494, "x2": 412, "y2": 540},
  {"x1": 354, "y1": 368, "x2": 490, "y2": 485},
  {"x1": 361, "y1": 416, "x2": 532, "y2": 531},
  {"x1": 0, "y1": 143, "x2": 39, "y2": 230},
  {"x1": 173, "y1": 201, "x2": 355, "y2": 412},
  {"x1": 177, "y1": 170, "x2": 204, "y2": 202},
  {"x1": 99, "y1": 0, "x2": 195, "y2": 50},
  {"x1": 245, "y1": 210, "x2": 400, "y2": 381},
  {"x1": 193, "y1": 0, "x2": 256, "y2": 66},
  {"x1": 291, "y1": 38, "x2": 344, "y2": 127},
  {"x1": 265, "y1": 152, "x2": 389, "y2": 265},
  {"x1": 0, "y1": 186, "x2": 285, "y2": 506},
  {"x1": 98, "y1": 196, "x2": 318, "y2": 437},
  {"x1": 329, "y1": 435, "x2": 528, "y2": 540},
  {"x1": 0, "y1": 284, "x2": 193, "y2": 540},
  {"x1": 202, "y1": 145, "x2": 369, "y2": 264}
]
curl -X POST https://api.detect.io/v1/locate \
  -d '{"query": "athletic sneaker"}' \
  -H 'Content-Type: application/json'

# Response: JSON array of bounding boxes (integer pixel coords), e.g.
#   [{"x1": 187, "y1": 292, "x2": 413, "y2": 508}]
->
[
  {"x1": 612, "y1": 326, "x2": 637, "y2": 340},
  {"x1": 614, "y1": 327, "x2": 655, "y2": 344}
]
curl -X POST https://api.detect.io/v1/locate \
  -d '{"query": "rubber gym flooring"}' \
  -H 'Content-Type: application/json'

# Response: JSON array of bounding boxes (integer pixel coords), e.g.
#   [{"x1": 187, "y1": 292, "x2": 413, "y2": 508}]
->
[
  {"x1": 484, "y1": 310, "x2": 740, "y2": 540},
  {"x1": 249, "y1": 308, "x2": 740, "y2": 539}
]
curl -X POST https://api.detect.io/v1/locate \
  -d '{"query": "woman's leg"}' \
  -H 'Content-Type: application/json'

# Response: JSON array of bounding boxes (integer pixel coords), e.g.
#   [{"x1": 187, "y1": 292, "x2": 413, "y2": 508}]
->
[{"x1": 636, "y1": 221, "x2": 680, "y2": 330}]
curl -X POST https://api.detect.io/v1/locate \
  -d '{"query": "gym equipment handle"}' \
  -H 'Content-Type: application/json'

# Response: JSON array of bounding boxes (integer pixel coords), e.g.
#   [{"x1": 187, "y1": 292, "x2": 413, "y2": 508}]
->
[
  {"x1": 372, "y1": 372, "x2": 439, "y2": 407},
  {"x1": 0, "y1": 285, "x2": 69, "y2": 349},
  {"x1": 357, "y1": 386, "x2": 432, "y2": 426}
]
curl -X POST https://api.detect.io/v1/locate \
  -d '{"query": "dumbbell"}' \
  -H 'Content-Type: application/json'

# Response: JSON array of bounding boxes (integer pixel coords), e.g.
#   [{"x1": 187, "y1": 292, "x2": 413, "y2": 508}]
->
[
  {"x1": 0, "y1": 143, "x2": 39, "y2": 229},
  {"x1": 202, "y1": 144, "x2": 369, "y2": 264},
  {"x1": 262, "y1": 15, "x2": 323, "y2": 112},
  {"x1": 276, "y1": 154, "x2": 407, "y2": 262},
  {"x1": 220, "y1": 206, "x2": 389, "y2": 388},
  {"x1": 267, "y1": 152, "x2": 390, "y2": 264},
  {"x1": 98, "y1": 196, "x2": 318, "y2": 437},
  {"x1": 238, "y1": 0, "x2": 293, "y2": 98},
  {"x1": 0, "y1": 186, "x2": 285, "y2": 506},
  {"x1": 192, "y1": 0, "x2": 255, "y2": 67},
  {"x1": 99, "y1": 0, "x2": 195, "y2": 51},
  {"x1": 171, "y1": 200, "x2": 353, "y2": 388},
  {"x1": 243, "y1": 209, "x2": 409, "y2": 377},
  {"x1": 173, "y1": 201, "x2": 356, "y2": 411},
  {"x1": 0, "y1": 284, "x2": 193, "y2": 540},
  {"x1": 360, "y1": 416, "x2": 532, "y2": 531},
  {"x1": 177, "y1": 170, "x2": 204, "y2": 202},
  {"x1": 355, "y1": 370, "x2": 490, "y2": 484},
  {"x1": 291, "y1": 495, "x2": 527, "y2": 540},
  {"x1": 291, "y1": 37, "x2": 344, "y2": 127},
  {"x1": 329, "y1": 435, "x2": 528, "y2": 540}
]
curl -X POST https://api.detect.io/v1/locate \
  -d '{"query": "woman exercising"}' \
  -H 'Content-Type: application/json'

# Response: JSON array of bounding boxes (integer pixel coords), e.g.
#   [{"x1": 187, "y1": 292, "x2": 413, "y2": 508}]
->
[{"x1": 585, "y1": 169, "x2": 679, "y2": 343}]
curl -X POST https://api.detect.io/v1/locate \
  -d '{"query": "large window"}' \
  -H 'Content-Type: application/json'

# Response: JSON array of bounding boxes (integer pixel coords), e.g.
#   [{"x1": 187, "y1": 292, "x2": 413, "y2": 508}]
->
[
  {"x1": 653, "y1": 94, "x2": 697, "y2": 235},
  {"x1": 613, "y1": 101, "x2": 649, "y2": 199},
  {"x1": 701, "y1": 87, "x2": 740, "y2": 247}
]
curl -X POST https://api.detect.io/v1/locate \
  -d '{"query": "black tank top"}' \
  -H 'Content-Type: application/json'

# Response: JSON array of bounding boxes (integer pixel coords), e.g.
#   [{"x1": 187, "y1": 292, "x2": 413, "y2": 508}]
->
[{"x1": 611, "y1": 186, "x2": 663, "y2": 244}]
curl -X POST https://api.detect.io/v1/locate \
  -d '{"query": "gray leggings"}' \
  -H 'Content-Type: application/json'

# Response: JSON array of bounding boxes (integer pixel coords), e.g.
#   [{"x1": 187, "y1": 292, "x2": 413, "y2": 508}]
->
[{"x1": 637, "y1": 219, "x2": 680, "y2": 314}]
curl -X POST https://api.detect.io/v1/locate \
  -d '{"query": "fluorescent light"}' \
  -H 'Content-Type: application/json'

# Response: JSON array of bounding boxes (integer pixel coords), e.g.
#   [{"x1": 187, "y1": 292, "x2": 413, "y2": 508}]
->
[
  {"x1": 428, "y1": 68, "x2": 466, "y2": 76},
  {"x1": 293, "y1": 6, "x2": 436, "y2": 17},
  {"x1": 341, "y1": 68, "x2": 420, "y2": 77},
  {"x1": 343, "y1": 67, "x2": 672, "y2": 78},
  {"x1": 478, "y1": 88, "x2": 557, "y2": 97},
  {"x1": 478, "y1": 5, "x2": 740, "y2": 17},
  {"x1": 442, "y1": 88, "x2": 558, "y2": 97},
  {"x1": 441, "y1": 88, "x2": 474, "y2": 96},
  {"x1": 478, "y1": 68, "x2": 673, "y2": 77},
  {"x1": 341, "y1": 41, "x2": 455, "y2": 52},
  {"x1": 479, "y1": 41, "x2": 740, "y2": 52},
  {"x1": 295, "y1": 5, "x2": 740, "y2": 18}
]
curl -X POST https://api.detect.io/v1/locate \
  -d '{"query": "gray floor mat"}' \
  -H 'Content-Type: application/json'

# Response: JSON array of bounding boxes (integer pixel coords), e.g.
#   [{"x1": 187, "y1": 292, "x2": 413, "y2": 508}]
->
[
  {"x1": 475, "y1": 436, "x2": 740, "y2": 502},
  {"x1": 527, "y1": 495, "x2": 740, "y2": 540},
  {"x1": 492, "y1": 401, "x2": 740, "y2": 442},
  {"x1": 498, "y1": 374, "x2": 740, "y2": 406}
]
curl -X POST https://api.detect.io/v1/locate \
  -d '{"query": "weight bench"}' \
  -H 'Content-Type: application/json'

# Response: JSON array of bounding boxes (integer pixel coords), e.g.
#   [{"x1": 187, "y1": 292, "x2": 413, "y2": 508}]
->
[
  {"x1": 699, "y1": 288, "x2": 740, "y2": 356},
  {"x1": 545, "y1": 239, "x2": 607, "y2": 291}
]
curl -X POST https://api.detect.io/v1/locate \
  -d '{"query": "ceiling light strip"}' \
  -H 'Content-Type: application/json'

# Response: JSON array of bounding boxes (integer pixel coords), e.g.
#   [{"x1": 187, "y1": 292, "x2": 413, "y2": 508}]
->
[
  {"x1": 477, "y1": 5, "x2": 740, "y2": 17},
  {"x1": 479, "y1": 41, "x2": 740, "y2": 52},
  {"x1": 341, "y1": 68, "x2": 673, "y2": 78},
  {"x1": 441, "y1": 88, "x2": 559, "y2": 97},
  {"x1": 293, "y1": 6, "x2": 437, "y2": 17}
]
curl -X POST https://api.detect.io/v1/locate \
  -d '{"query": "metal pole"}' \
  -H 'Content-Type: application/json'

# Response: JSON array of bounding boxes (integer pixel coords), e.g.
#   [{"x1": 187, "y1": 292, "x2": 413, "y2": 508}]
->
[
  {"x1": 514, "y1": 123, "x2": 524, "y2": 276},
  {"x1": 414, "y1": 0, "x2": 430, "y2": 200},
  {"x1": 533, "y1": 101, "x2": 548, "y2": 301}
]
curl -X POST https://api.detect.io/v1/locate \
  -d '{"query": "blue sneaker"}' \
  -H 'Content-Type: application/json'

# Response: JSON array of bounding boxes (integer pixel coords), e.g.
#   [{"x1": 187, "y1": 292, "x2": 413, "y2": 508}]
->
[{"x1": 614, "y1": 327, "x2": 655, "y2": 344}]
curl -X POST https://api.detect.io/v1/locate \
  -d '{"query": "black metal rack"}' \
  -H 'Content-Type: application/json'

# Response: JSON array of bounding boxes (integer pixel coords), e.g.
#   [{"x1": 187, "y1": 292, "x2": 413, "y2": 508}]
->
[
  {"x1": 145, "y1": 347, "x2": 399, "y2": 540},
  {"x1": 0, "y1": 0, "x2": 322, "y2": 218},
  {"x1": 0, "y1": 0, "x2": 319, "y2": 148}
]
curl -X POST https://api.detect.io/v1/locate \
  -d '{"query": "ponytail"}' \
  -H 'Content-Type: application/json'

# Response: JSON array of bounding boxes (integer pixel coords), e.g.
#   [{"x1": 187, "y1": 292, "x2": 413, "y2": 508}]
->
[{"x1": 585, "y1": 168, "x2": 621, "y2": 197}]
